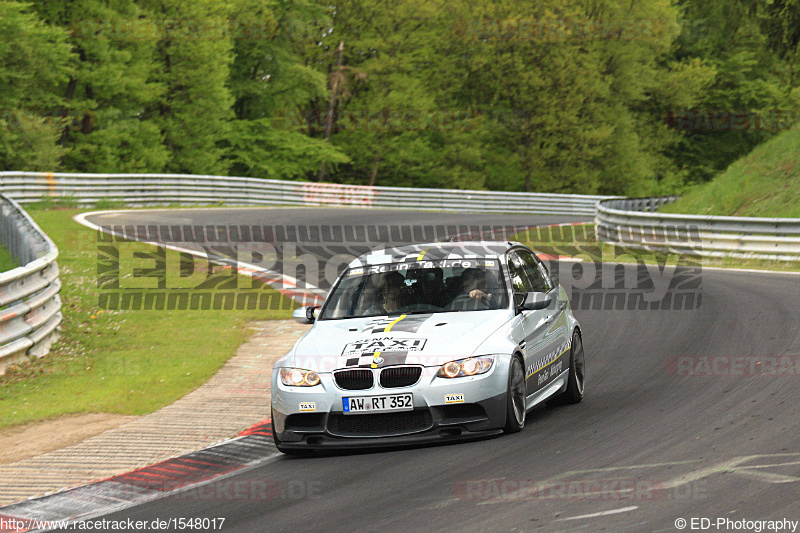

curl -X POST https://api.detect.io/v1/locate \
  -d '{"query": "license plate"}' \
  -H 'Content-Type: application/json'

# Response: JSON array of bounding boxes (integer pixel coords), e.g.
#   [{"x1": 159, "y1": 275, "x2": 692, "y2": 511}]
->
[{"x1": 343, "y1": 393, "x2": 413, "y2": 414}]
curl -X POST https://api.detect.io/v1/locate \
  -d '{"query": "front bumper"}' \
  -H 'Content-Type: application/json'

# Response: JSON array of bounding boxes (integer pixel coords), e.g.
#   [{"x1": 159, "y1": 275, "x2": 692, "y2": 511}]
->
[{"x1": 271, "y1": 357, "x2": 511, "y2": 449}]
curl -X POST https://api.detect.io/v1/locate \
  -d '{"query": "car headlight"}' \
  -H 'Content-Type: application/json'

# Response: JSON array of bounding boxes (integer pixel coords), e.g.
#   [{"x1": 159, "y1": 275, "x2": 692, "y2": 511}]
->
[
  {"x1": 279, "y1": 368, "x2": 321, "y2": 387},
  {"x1": 436, "y1": 356, "x2": 494, "y2": 378}
]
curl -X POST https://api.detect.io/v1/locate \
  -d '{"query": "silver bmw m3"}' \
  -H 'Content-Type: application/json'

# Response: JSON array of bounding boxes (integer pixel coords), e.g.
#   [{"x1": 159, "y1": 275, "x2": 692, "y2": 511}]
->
[{"x1": 270, "y1": 241, "x2": 585, "y2": 453}]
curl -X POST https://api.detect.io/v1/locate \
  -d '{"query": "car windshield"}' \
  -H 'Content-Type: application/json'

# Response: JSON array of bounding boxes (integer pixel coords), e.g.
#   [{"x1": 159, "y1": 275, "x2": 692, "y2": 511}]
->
[{"x1": 319, "y1": 259, "x2": 508, "y2": 320}]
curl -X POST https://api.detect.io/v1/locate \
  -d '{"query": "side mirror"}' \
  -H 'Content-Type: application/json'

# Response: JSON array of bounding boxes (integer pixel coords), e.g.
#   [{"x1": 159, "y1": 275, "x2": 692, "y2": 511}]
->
[
  {"x1": 292, "y1": 306, "x2": 320, "y2": 324},
  {"x1": 518, "y1": 292, "x2": 553, "y2": 311}
]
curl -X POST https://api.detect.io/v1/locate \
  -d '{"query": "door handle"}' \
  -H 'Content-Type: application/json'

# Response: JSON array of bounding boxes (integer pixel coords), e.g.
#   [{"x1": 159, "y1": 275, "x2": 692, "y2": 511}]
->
[
  {"x1": 558, "y1": 301, "x2": 567, "y2": 310},
  {"x1": 544, "y1": 315, "x2": 554, "y2": 325}
]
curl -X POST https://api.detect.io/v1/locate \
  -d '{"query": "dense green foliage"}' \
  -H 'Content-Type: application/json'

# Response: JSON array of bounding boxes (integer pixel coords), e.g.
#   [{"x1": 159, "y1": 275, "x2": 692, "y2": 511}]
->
[{"x1": 1, "y1": 0, "x2": 799, "y2": 195}]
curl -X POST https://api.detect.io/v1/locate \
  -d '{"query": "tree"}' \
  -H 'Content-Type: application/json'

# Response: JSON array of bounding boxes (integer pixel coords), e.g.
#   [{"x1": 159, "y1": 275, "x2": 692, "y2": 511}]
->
[
  {"x1": 667, "y1": 0, "x2": 794, "y2": 185},
  {"x1": 140, "y1": 0, "x2": 235, "y2": 175},
  {"x1": 224, "y1": 0, "x2": 349, "y2": 179},
  {"x1": 445, "y1": 0, "x2": 714, "y2": 195},
  {"x1": 0, "y1": 1, "x2": 72, "y2": 171},
  {"x1": 31, "y1": 0, "x2": 169, "y2": 173},
  {"x1": 308, "y1": 0, "x2": 489, "y2": 189}
]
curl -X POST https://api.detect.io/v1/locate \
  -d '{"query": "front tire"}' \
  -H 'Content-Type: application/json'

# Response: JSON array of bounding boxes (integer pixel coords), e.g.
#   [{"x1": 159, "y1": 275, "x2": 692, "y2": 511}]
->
[{"x1": 503, "y1": 356, "x2": 526, "y2": 433}]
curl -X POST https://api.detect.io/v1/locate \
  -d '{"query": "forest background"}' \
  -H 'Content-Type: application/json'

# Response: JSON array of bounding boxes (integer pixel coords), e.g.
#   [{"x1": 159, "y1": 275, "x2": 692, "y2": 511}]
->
[{"x1": 2, "y1": 0, "x2": 800, "y2": 196}]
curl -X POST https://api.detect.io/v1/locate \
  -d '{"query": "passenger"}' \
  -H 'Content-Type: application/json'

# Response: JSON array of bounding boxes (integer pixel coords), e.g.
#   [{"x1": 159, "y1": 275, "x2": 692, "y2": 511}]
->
[
  {"x1": 419, "y1": 268, "x2": 444, "y2": 307},
  {"x1": 366, "y1": 271, "x2": 406, "y2": 315}
]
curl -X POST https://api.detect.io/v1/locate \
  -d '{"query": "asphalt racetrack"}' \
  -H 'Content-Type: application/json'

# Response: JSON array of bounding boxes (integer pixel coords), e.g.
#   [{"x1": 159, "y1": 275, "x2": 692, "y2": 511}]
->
[{"x1": 81, "y1": 208, "x2": 800, "y2": 532}]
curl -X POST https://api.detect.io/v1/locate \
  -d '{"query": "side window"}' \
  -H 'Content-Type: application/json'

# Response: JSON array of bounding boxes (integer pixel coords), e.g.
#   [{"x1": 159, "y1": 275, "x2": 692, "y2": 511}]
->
[
  {"x1": 518, "y1": 250, "x2": 553, "y2": 293},
  {"x1": 506, "y1": 252, "x2": 534, "y2": 294}
]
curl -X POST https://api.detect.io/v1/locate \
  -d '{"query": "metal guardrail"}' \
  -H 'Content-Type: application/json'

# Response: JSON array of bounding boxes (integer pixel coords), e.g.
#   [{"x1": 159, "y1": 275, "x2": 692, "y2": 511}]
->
[
  {"x1": 0, "y1": 194, "x2": 62, "y2": 374},
  {"x1": 0, "y1": 172, "x2": 614, "y2": 215},
  {"x1": 596, "y1": 198, "x2": 800, "y2": 261}
]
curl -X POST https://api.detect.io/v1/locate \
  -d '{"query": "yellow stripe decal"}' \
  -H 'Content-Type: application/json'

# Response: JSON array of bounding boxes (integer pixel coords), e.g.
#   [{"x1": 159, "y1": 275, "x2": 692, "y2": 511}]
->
[
  {"x1": 416, "y1": 248, "x2": 429, "y2": 260},
  {"x1": 525, "y1": 347, "x2": 570, "y2": 379},
  {"x1": 372, "y1": 315, "x2": 407, "y2": 366},
  {"x1": 384, "y1": 314, "x2": 407, "y2": 332}
]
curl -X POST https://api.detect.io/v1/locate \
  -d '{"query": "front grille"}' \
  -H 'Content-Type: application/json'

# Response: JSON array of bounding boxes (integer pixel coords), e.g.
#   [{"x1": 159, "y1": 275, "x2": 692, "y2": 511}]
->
[
  {"x1": 328, "y1": 409, "x2": 433, "y2": 436},
  {"x1": 379, "y1": 366, "x2": 422, "y2": 388},
  {"x1": 334, "y1": 369, "x2": 373, "y2": 390}
]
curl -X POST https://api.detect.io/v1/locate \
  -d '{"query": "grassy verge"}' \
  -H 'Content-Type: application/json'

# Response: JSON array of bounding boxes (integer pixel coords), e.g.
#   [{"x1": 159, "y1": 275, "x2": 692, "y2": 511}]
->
[
  {"x1": 0, "y1": 209, "x2": 298, "y2": 429},
  {"x1": 515, "y1": 223, "x2": 800, "y2": 273},
  {"x1": 0, "y1": 244, "x2": 18, "y2": 272},
  {"x1": 661, "y1": 126, "x2": 800, "y2": 218}
]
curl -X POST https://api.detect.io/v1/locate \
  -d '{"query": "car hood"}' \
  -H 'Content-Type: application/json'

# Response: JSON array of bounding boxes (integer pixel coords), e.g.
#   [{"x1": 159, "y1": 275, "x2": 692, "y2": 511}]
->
[{"x1": 282, "y1": 311, "x2": 512, "y2": 372}]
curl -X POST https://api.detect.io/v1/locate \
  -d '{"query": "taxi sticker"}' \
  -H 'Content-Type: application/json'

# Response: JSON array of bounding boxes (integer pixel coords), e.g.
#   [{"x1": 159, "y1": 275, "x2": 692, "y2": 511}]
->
[
  {"x1": 299, "y1": 402, "x2": 316, "y2": 412},
  {"x1": 342, "y1": 337, "x2": 427, "y2": 357},
  {"x1": 445, "y1": 393, "x2": 465, "y2": 404}
]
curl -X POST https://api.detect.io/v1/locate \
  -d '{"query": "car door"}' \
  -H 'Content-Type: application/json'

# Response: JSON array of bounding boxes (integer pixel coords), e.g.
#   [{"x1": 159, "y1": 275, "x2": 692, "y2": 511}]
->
[
  {"x1": 507, "y1": 250, "x2": 560, "y2": 398},
  {"x1": 516, "y1": 249, "x2": 571, "y2": 391}
]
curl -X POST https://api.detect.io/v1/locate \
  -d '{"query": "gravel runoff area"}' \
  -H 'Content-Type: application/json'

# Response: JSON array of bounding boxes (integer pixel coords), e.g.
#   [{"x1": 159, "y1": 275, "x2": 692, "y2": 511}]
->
[{"x1": 0, "y1": 320, "x2": 309, "y2": 506}]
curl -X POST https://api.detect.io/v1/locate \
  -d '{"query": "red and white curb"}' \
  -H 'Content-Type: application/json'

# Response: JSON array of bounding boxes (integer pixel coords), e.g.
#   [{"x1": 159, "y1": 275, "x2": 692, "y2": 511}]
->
[{"x1": 0, "y1": 421, "x2": 277, "y2": 532}]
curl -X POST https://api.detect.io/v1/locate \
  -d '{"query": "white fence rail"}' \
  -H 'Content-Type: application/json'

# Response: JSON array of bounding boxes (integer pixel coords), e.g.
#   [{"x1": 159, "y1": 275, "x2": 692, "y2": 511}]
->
[
  {"x1": 0, "y1": 194, "x2": 62, "y2": 374},
  {"x1": 596, "y1": 198, "x2": 800, "y2": 261},
  {"x1": 0, "y1": 172, "x2": 613, "y2": 215}
]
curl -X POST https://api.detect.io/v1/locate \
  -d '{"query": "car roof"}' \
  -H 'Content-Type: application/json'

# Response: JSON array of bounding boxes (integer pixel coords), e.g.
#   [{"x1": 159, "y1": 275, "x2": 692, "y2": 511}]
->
[{"x1": 347, "y1": 241, "x2": 526, "y2": 267}]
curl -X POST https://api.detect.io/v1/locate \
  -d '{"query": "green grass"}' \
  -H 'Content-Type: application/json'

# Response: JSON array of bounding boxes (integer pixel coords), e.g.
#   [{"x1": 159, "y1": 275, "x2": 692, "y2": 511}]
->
[
  {"x1": 515, "y1": 222, "x2": 800, "y2": 273},
  {"x1": 0, "y1": 209, "x2": 298, "y2": 428},
  {"x1": 23, "y1": 196, "x2": 80, "y2": 210},
  {"x1": 661, "y1": 125, "x2": 800, "y2": 218},
  {"x1": 0, "y1": 243, "x2": 18, "y2": 272}
]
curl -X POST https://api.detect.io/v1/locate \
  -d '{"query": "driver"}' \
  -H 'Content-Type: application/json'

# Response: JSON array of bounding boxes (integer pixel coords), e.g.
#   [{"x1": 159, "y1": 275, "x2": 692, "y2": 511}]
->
[{"x1": 461, "y1": 268, "x2": 492, "y2": 305}]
